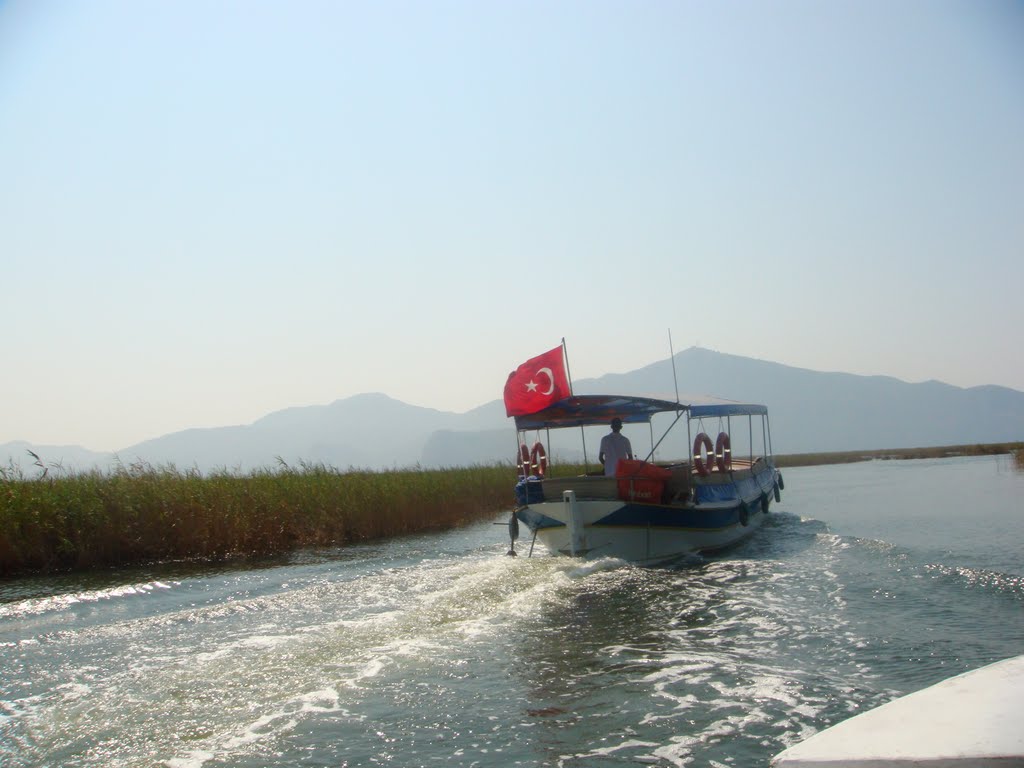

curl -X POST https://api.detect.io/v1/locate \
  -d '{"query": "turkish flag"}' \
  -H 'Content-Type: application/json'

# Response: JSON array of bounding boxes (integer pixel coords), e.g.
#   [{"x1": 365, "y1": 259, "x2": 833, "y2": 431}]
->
[{"x1": 503, "y1": 346, "x2": 571, "y2": 417}]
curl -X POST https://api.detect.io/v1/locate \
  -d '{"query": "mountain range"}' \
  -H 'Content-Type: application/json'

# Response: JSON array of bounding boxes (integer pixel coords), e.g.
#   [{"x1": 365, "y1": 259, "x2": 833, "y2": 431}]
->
[{"x1": 4, "y1": 348, "x2": 1023, "y2": 475}]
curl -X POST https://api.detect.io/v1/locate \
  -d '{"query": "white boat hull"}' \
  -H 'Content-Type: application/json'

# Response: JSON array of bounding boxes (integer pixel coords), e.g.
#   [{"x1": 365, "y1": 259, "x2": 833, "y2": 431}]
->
[
  {"x1": 771, "y1": 654, "x2": 1024, "y2": 767},
  {"x1": 525, "y1": 500, "x2": 768, "y2": 564},
  {"x1": 515, "y1": 462, "x2": 779, "y2": 565}
]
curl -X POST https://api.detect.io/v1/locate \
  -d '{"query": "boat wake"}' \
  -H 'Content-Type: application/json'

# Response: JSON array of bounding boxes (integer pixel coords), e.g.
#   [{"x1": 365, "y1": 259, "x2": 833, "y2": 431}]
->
[
  {"x1": 0, "y1": 545, "x2": 647, "y2": 768},
  {"x1": 925, "y1": 562, "x2": 1024, "y2": 598}
]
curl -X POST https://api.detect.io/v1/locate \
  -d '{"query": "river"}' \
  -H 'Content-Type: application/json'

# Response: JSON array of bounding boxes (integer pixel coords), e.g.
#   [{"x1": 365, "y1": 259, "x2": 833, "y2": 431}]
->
[{"x1": 2, "y1": 455, "x2": 1023, "y2": 767}]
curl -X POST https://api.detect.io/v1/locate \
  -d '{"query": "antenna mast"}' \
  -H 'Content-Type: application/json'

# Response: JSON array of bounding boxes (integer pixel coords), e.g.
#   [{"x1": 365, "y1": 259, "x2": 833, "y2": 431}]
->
[{"x1": 668, "y1": 328, "x2": 680, "y2": 403}]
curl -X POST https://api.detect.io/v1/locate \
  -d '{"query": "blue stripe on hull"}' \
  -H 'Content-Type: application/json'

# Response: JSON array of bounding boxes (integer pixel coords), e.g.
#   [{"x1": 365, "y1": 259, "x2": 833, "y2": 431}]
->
[
  {"x1": 516, "y1": 506, "x2": 562, "y2": 530},
  {"x1": 517, "y1": 496, "x2": 774, "y2": 533},
  {"x1": 596, "y1": 503, "x2": 738, "y2": 529}
]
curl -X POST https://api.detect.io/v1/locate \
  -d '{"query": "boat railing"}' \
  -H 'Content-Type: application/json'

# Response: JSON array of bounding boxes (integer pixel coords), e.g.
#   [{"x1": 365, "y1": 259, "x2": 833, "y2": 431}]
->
[
  {"x1": 538, "y1": 462, "x2": 694, "y2": 504},
  {"x1": 530, "y1": 456, "x2": 768, "y2": 503}
]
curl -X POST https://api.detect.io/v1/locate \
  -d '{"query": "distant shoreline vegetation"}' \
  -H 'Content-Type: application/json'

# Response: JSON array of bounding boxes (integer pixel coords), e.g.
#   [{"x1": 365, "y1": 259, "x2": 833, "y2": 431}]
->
[
  {"x1": 772, "y1": 442, "x2": 1024, "y2": 468},
  {"x1": 2, "y1": 443, "x2": 1021, "y2": 577}
]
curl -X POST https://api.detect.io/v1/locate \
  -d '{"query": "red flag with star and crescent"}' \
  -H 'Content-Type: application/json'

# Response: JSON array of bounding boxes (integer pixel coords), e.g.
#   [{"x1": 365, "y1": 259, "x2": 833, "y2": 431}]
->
[{"x1": 503, "y1": 346, "x2": 571, "y2": 417}]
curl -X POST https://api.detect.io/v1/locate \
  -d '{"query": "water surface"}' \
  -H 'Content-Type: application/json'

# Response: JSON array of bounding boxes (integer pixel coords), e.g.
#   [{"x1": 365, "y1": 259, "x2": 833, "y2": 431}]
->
[{"x1": 2, "y1": 455, "x2": 1022, "y2": 766}]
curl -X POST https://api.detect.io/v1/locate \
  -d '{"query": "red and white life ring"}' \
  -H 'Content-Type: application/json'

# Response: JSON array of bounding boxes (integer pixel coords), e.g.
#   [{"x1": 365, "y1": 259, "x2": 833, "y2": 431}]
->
[
  {"x1": 715, "y1": 432, "x2": 732, "y2": 472},
  {"x1": 530, "y1": 442, "x2": 547, "y2": 477},
  {"x1": 693, "y1": 432, "x2": 714, "y2": 476},
  {"x1": 517, "y1": 443, "x2": 531, "y2": 477}
]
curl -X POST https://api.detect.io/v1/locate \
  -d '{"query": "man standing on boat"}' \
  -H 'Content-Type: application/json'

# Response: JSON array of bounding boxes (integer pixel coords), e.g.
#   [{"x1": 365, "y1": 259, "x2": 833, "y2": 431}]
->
[{"x1": 599, "y1": 417, "x2": 633, "y2": 476}]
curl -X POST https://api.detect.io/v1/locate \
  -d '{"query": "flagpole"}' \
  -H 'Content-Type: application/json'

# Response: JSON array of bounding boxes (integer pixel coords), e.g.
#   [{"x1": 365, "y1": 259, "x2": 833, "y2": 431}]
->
[{"x1": 561, "y1": 337, "x2": 574, "y2": 395}]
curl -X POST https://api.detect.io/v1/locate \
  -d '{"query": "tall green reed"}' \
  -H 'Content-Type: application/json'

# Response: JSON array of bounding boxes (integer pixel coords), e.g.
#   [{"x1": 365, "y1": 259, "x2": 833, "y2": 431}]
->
[{"x1": 0, "y1": 457, "x2": 514, "y2": 576}]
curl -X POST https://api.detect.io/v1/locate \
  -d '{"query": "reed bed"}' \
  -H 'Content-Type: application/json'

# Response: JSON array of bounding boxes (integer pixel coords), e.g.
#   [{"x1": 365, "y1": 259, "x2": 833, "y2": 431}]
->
[{"x1": 0, "y1": 459, "x2": 513, "y2": 577}]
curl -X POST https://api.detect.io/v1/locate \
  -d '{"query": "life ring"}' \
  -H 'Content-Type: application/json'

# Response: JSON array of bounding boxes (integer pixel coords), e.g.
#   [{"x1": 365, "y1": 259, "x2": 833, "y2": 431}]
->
[
  {"x1": 693, "y1": 433, "x2": 714, "y2": 476},
  {"x1": 739, "y1": 501, "x2": 750, "y2": 527},
  {"x1": 517, "y1": 443, "x2": 531, "y2": 477},
  {"x1": 715, "y1": 432, "x2": 732, "y2": 472},
  {"x1": 530, "y1": 442, "x2": 547, "y2": 477}
]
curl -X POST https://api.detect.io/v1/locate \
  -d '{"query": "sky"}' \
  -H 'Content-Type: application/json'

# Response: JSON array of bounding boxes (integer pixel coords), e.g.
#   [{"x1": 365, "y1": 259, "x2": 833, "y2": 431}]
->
[{"x1": 1, "y1": 0, "x2": 1022, "y2": 452}]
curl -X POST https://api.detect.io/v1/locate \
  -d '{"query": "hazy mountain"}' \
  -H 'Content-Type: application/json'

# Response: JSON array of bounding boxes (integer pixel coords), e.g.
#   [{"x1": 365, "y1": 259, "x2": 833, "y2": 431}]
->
[
  {"x1": 113, "y1": 393, "x2": 513, "y2": 472},
  {"x1": 0, "y1": 441, "x2": 114, "y2": 476},
  {"x1": 4, "y1": 348, "x2": 1022, "y2": 474},
  {"x1": 578, "y1": 348, "x2": 1024, "y2": 452}
]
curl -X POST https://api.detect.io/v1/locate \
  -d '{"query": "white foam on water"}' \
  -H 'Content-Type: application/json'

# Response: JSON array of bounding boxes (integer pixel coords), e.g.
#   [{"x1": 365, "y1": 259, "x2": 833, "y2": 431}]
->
[
  {"x1": 926, "y1": 562, "x2": 1024, "y2": 594},
  {"x1": 0, "y1": 580, "x2": 177, "y2": 619},
  {"x1": 164, "y1": 685, "x2": 351, "y2": 766},
  {"x1": 569, "y1": 738, "x2": 662, "y2": 762},
  {"x1": 565, "y1": 556, "x2": 631, "y2": 579},
  {"x1": 54, "y1": 681, "x2": 92, "y2": 701},
  {"x1": 193, "y1": 647, "x2": 230, "y2": 663},
  {"x1": 348, "y1": 658, "x2": 384, "y2": 686},
  {"x1": 792, "y1": 702, "x2": 822, "y2": 718},
  {"x1": 297, "y1": 686, "x2": 341, "y2": 711},
  {"x1": 1, "y1": 692, "x2": 46, "y2": 722},
  {"x1": 239, "y1": 634, "x2": 293, "y2": 649},
  {"x1": 376, "y1": 636, "x2": 444, "y2": 658},
  {"x1": 650, "y1": 711, "x2": 772, "y2": 767},
  {"x1": 163, "y1": 750, "x2": 214, "y2": 768},
  {"x1": 192, "y1": 631, "x2": 297, "y2": 663},
  {"x1": 221, "y1": 712, "x2": 299, "y2": 749}
]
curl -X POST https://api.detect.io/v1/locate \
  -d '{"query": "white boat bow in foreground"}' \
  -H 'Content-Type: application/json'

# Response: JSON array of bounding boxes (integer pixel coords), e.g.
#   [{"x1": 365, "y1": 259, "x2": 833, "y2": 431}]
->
[{"x1": 771, "y1": 654, "x2": 1024, "y2": 767}]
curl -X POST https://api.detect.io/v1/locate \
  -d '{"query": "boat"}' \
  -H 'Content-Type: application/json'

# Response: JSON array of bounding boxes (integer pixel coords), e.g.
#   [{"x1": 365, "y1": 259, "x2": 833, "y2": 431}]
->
[
  {"x1": 770, "y1": 654, "x2": 1024, "y2": 767},
  {"x1": 502, "y1": 346, "x2": 783, "y2": 564}
]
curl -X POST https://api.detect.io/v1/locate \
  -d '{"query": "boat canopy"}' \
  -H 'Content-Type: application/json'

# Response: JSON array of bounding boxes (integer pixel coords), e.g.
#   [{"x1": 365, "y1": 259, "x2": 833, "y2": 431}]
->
[
  {"x1": 689, "y1": 403, "x2": 768, "y2": 418},
  {"x1": 514, "y1": 396, "x2": 770, "y2": 431},
  {"x1": 513, "y1": 395, "x2": 684, "y2": 430}
]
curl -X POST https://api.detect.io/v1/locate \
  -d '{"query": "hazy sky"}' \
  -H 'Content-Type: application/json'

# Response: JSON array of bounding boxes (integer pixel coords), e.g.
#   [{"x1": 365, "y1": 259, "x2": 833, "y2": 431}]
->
[{"x1": 2, "y1": 0, "x2": 1022, "y2": 451}]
